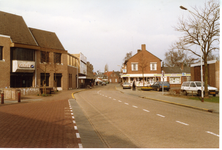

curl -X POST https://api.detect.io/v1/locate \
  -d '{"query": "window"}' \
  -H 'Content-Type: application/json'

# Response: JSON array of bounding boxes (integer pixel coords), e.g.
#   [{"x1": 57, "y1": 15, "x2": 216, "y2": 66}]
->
[
  {"x1": 41, "y1": 51, "x2": 49, "y2": 63},
  {"x1": 41, "y1": 73, "x2": 50, "y2": 86},
  {"x1": 54, "y1": 53, "x2": 61, "y2": 64},
  {"x1": 0, "y1": 46, "x2": 2, "y2": 60},
  {"x1": 169, "y1": 77, "x2": 181, "y2": 84},
  {"x1": 150, "y1": 62, "x2": 157, "y2": 71},
  {"x1": 54, "y1": 73, "x2": 62, "y2": 87},
  {"x1": 131, "y1": 63, "x2": 138, "y2": 71},
  {"x1": 12, "y1": 48, "x2": 35, "y2": 61}
]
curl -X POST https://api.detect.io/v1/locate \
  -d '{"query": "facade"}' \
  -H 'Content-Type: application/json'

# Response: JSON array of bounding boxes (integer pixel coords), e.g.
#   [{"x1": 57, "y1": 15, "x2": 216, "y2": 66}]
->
[
  {"x1": 162, "y1": 66, "x2": 191, "y2": 88},
  {"x1": 121, "y1": 44, "x2": 162, "y2": 86},
  {"x1": 72, "y1": 53, "x2": 95, "y2": 88},
  {"x1": 104, "y1": 71, "x2": 121, "y2": 83},
  {"x1": 0, "y1": 11, "x2": 78, "y2": 93},
  {"x1": 190, "y1": 60, "x2": 220, "y2": 90}
]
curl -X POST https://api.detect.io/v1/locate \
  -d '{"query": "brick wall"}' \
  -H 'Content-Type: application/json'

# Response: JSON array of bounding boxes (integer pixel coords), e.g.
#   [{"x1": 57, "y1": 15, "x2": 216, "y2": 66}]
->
[{"x1": 0, "y1": 36, "x2": 11, "y2": 89}]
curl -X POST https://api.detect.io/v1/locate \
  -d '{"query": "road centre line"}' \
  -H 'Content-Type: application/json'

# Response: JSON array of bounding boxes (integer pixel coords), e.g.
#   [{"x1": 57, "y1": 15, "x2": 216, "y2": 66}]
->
[
  {"x1": 143, "y1": 109, "x2": 150, "y2": 112},
  {"x1": 118, "y1": 100, "x2": 122, "y2": 102},
  {"x1": 206, "y1": 131, "x2": 219, "y2": 137},
  {"x1": 125, "y1": 103, "x2": 129, "y2": 105},
  {"x1": 113, "y1": 98, "x2": 116, "y2": 100},
  {"x1": 132, "y1": 105, "x2": 138, "y2": 108},
  {"x1": 157, "y1": 114, "x2": 165, "y2": 118},
  {"x1": 176, "y1": 121, "x2": 189, "y2": 126},
  {"x1": 109, "y1": 97, "x2": 112, "y2": 99}
]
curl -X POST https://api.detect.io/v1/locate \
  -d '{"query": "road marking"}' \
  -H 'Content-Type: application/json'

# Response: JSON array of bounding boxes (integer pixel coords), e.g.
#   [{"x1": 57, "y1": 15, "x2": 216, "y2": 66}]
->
[
  {"x1": 72, "y1": 116, "x2": 75, "y2": 119},
  {"x1": 73, "y1": 120, "x2": 76, "y2": 124},
  {"x1": 76, "y1": 133, "x2": 81, "y2": 138},
  {"x1": 78, "y1": 143, "x2": 83, "y2": 148},
  {"x1": 176, "y1": 121, "x2": 189, "y2": 126},
  {"x1": 157, "y1": 114, "x2": 165, "y2": 118},
  {"x1": 109, "y1": 97, "x2": 112, "y2": 99},
  {"x1": 118, "y1": 100, "x2": 122, "y2": 102},
  {"x1": 132, "y1": 105, "x2": 138, "y2": 108},
  {"x1": 143, "y1": 109, "x2": 150, "y2": 112},
  {"x1": 105, "y1": 96, "x2": 107, "y2": 97},
  {"x1": 71, "y1": 113, "x2": 73, "y2": 115},
  {"x1": 125, "y1": 103, "x2": 129, "y2": 105},
  {"x1": 70, "y1": 110, "x2": 73, "y2": 112},
  {"x1": 74, "y1": 126, "x2": 78, "y2": 130},
  {"x1": 113, "y1": 98, "x2": 116, "y2": 100},
  {"x1": 206, "y1": 131, "x2": 219, "y2": 137}
]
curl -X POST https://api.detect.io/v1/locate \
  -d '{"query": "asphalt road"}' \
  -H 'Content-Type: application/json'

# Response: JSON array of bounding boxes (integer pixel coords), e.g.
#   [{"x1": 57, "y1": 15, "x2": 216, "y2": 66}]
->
[{"x1": 75, "y1": 84, "x2": 219, "y2": 148}]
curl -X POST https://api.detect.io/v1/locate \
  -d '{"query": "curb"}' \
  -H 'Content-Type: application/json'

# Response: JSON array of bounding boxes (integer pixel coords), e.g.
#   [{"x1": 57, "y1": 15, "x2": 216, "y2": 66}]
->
[
  {"x1": 139, "y1": 96, "x2": 213, "y2": 113},
  {"x1": 115, "y1": 86, "x2": 214, "y2": 113},
  {"x1": 72, "y1": 89, "x2": 86, "y2": 99}
]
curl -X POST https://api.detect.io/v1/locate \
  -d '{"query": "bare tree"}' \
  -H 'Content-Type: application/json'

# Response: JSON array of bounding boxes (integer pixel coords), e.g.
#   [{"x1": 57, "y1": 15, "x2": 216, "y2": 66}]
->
[
  {"x1": 164, "y1": 47, "x2": 198, "y2": 67},
  {"x1": 123, "y1": 51, "x2": 132, "y2": 63},
  {"x1": 174, "y1": 0, "x2": 219, "y2": 97},
  {"x1": 139, "y1": 54, "x2": 149, "y2": 86}
]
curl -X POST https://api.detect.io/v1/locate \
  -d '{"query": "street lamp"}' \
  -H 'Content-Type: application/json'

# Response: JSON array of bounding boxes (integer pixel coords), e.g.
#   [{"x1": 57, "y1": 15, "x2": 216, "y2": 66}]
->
[{"x1": 180, "y1": 6, "x2": 204, "y2": 102}]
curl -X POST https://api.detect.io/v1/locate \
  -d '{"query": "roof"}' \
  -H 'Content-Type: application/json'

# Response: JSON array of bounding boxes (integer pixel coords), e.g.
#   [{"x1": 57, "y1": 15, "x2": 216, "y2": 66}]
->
[
  {"x1": 29, "y1": 28, "x2": 65, "y2": 50},
  {"x1": 190, "y1": 60, "x2": 218, "y2": 67},
  {"x1": 0, "y1": 11, "x2": 37, "y2": 46},
  {"x1": 162, "y1": 67, "x2": 191, "y2": 73}
]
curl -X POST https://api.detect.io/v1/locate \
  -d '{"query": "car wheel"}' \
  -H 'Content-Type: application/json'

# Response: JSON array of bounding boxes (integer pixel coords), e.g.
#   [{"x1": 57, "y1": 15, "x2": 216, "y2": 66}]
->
[{"x1": 198, "y1": 90, "x2": 201, "y2": 96}]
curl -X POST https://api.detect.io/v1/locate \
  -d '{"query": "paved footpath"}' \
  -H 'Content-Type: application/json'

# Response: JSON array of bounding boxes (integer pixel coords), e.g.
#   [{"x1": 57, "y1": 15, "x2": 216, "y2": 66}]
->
[{"x1": 0, "y1": 90, "x2": 83, "y2": 148}]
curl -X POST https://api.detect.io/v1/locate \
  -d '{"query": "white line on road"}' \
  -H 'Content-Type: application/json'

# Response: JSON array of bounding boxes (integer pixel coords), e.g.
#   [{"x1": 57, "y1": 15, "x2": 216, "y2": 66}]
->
[
  {"x1": 206, "y1": 131, "x2": 219, "y2": 137},
  {"x1": 125, "y1": 103, "x2": 129, "y2": 105},
  {"x1": 132, "y1": 105, "x2": 138, "y2": 108},
  {"x1": 109, "y1": 97, "x2": 112, "y2": 99},
  {"x1": 176, "y1": 121, "x2": 189, "y2": 126},
  {"x1": 74, "y1": 126, "x2": 78, "y2": 130},
  {"x1": 113, "y1": 98, "x2": 116, "y2": 100},
  {"x1": 157, "y1": 114, "x2": 165, "y2": 118},
  {"x1": 105, "y1": 96, "x2": 107, "y2": 97},
  {"x1": 73, "y1": 120, "x2": 76, "y2": 124},
  {"x1": 118, "y1": 100, "x2": 122, "y2": 102},
  {"x1": 143, "y1": 109, "x2": 150, "y2": 112},
  {"x1": 78, "y1": 143, "x2": 83, "y2": 148},
  {"x1": 76, "y1": 133, "x2": 81, "y2": 138},
  {"x1": 72, "y1": 116, "x2": 75, "y2": 119}
]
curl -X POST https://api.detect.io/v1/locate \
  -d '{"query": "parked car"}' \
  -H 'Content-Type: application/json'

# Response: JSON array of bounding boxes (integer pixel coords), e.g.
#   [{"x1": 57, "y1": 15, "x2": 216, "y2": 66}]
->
[
  {"x1": 101, "y1": 82, "x2": 106, "y2": 86},
  {"x1": 122, "y1": 82, "x2": 131, "y2": 89},
  {"x1": 151, "y1": 81, "x2": 170, "y2": 91},
  {"x1": 181, "y1": 81, "x2": 218, "y2": 96}
]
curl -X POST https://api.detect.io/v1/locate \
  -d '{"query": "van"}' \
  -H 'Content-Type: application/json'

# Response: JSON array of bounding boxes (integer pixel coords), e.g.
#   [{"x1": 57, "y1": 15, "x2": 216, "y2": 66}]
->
[{"x1": 181, "y1": 81, "x2": 218, "y2": 96}]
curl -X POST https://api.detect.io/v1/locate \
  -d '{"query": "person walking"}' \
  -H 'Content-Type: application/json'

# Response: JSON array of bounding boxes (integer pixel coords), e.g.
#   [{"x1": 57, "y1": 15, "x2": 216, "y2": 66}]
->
[{"x1": 132, "y1": 80, "x2": 136, "y2": 91}]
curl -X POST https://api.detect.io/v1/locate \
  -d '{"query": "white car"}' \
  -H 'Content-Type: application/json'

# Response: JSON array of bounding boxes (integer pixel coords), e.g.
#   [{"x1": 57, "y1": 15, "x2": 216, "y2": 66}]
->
[{"x1": 181, "y1": 81, "x2": 218, "y2": 96}]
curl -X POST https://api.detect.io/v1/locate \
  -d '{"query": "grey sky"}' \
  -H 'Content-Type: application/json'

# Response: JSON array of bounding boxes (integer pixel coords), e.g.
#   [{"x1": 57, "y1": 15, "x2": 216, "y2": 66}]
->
[{"x1": 0, "y1": 0, "x2": 212, "y2": 72}]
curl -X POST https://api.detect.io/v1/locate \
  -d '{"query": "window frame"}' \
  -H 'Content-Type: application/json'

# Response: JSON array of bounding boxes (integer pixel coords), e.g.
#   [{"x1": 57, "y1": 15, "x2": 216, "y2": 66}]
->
[
  {"x1": 150, "y1": 62, "x2": 157, "y2": 71},
  {"x1": 131, "y1": 62, "x2": 138, "y2": 71}
]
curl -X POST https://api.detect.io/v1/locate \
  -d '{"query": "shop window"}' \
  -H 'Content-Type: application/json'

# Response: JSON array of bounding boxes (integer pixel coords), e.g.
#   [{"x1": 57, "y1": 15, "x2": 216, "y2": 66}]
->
[
  {"x1": 0, "y1": 46, "x2": 2, "y2": 60},
  {"x1": 169, "y1": 77, "x2": 181, "y2": 84},
  {"x1": 10, "y1": 73, "x2": 33, "y2": 87},
  {"x1": 131, "y1": 63, "x2": 138, "y2": 71},
  {"x1": 41, "y1": 51, "x2": 49, "y2": 63},
  {"x1": 150, "y1": 62, "x2": 157, "y2": 71},
  {"x1": 41, "y1": 73, "x2": 50, "y2": 86}
]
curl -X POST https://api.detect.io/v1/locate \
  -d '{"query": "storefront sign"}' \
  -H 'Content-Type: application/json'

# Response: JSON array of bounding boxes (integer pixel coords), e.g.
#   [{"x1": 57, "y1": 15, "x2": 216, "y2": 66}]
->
[{"x1": 12, "y1": 60, "x2": 35, "y2": 72}]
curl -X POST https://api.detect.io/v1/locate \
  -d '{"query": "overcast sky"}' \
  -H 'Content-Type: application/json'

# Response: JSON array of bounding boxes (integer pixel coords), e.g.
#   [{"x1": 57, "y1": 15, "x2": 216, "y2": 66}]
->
[{"x1": 0, "y1": 0, "x2": 216, "y2": 72}]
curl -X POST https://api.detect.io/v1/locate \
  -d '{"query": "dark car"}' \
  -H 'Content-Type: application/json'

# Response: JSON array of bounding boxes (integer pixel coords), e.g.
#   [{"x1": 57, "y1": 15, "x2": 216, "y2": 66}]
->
[{"x1": 151, "y1": 81, "x2": 170, "y2": 91}]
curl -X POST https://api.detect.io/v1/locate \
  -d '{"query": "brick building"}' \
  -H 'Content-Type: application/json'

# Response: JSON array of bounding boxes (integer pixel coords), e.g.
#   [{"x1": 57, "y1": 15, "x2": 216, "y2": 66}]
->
[
  {"x1": 190, "y1": 60, "x2": 220, "y2": 90},
  {"x1": 0, "y1": 11, "x2": 78, "y2": 93},
  {"x1": 104, "y1": 71, "x2": 121, "y2": 83},
  {"x1": 121, "y1": 44, "x2": 162, "y2": 86}
]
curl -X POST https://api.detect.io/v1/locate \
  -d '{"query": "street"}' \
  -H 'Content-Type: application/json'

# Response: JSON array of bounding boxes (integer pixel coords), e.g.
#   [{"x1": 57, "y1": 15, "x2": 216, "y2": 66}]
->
[{"x1": 75, "y1": 84, "x2": 219, "y2": 148}]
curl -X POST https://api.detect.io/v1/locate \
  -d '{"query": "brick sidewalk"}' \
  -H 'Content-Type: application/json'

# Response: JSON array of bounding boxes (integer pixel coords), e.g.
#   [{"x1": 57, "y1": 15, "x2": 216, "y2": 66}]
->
[{"x1": 0, "y1": 91, "x2": 82, "y2": 148}]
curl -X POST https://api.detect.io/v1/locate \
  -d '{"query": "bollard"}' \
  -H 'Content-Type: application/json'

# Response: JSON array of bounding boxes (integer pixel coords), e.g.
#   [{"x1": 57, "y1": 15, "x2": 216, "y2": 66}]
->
[
  {"x1": 1, "y1": 93, "x2": 4, "y2": 104},
  {"x1": 18, "y1": 92, "x2": 21, "y2": 103}
]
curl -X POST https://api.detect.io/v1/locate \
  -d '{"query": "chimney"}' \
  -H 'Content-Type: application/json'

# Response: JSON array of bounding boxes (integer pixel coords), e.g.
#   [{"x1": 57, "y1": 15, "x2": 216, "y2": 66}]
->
[
  {"x1": 137, "y1": 49, "x2": 141, "y2": 53},
  {"x1": 141, "y1": 44, "x2": 146, "y2": 51}
]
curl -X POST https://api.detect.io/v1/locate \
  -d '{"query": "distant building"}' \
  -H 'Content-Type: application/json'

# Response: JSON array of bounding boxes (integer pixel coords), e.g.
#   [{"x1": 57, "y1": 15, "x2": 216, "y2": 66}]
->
[{"x1": 104, "y1": 71, "x2": 121, "y2": 83}]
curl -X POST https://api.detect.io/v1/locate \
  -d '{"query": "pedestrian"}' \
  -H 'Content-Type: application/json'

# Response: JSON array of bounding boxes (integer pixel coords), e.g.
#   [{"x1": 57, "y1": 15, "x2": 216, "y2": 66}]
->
[{"x1": 132, "y1": 80, "x2": 136, "y2": 91}]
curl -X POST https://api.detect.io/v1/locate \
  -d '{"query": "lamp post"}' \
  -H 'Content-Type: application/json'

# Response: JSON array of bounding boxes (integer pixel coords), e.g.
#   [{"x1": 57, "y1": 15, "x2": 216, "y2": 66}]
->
[{"x1": 180, "y1": 6, "x2": 204, "y2": 102}]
